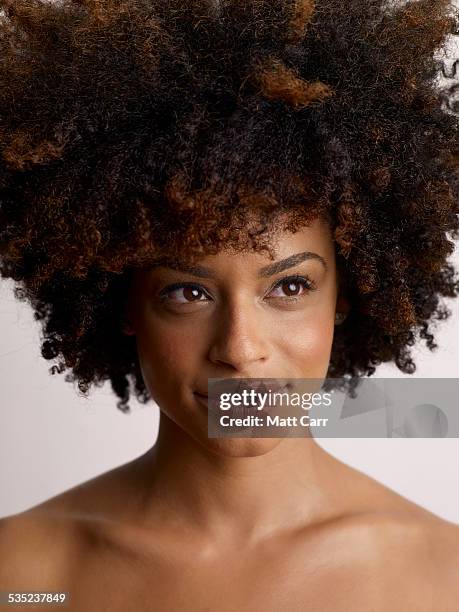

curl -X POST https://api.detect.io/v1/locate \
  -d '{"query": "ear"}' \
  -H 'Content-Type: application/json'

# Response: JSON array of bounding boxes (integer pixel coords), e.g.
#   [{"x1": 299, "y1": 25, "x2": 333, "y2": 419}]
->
[{"x1": 121, "y1": 315, "x2": 135, "y2": 336}]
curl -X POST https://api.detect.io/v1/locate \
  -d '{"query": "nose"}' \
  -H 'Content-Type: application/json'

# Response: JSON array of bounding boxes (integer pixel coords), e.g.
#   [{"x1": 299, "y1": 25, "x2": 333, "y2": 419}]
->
[{"x1": 207, "y1": 299, "x2": 269, "y2": 372}]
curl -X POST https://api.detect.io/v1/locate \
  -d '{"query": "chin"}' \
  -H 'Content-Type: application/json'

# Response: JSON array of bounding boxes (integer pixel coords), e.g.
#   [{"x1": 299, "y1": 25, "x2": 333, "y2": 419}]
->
[{"x1": 196, "y1": 435, "x2": 284, "y2": 458}]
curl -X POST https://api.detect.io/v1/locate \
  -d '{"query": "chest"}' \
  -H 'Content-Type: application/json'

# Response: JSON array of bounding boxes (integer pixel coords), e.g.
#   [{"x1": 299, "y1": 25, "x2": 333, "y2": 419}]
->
[{"x1": 66, "y1": 539, "x2": 384, "y2": 612}]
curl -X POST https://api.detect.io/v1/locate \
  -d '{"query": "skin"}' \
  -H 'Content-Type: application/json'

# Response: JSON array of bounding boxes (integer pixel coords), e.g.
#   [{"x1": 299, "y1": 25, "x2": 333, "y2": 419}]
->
[
  {"x1": 125, "y1": 212, "x2": 347, "y2": 466},
  {"x1": 1, "y1": 215, "x2": 459, "y2": 611}
]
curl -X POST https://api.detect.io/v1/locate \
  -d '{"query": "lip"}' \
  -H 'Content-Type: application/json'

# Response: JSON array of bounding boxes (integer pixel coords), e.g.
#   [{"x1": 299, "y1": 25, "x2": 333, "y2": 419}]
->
[
  {"x1": 194, "y1": 391, "x2": 209, "y2": 410},
  {"x1": 194, "y1": 383, "x2": 292, "y2": 416},
  {"x1": 197, "y1": 379, "x2": 291, "y2": 397}
]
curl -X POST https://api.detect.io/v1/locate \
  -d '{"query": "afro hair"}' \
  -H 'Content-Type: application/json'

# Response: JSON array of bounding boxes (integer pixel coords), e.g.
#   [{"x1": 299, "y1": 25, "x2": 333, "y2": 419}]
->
[{"x1": 0, "y1": 0, "x2": 458, "y2": 411}]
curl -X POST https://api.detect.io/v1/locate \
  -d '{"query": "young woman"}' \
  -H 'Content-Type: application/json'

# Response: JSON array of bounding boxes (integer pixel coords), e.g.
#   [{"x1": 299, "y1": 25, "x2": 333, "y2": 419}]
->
[{"x1": 1, "y1": 0, "x2": 459, "y2": 609}]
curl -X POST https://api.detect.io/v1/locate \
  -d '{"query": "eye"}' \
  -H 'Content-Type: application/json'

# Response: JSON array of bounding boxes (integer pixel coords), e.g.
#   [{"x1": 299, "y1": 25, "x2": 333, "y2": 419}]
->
[
  {"x1": 268, "y1": 275, "x2": 316, "y2": 300},
  {"x1": 159, "y1": 282, "x2": 209, "y2": 304},
  {"x1": 158, "y1": 274, "x2": 316, "y2": 306}
]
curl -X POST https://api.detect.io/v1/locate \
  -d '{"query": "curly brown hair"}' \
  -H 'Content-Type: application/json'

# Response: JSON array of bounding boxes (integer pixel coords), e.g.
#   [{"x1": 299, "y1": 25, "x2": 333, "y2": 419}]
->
[{"x1": 1, "y1": 0, "x2": 458, "y2": 412}]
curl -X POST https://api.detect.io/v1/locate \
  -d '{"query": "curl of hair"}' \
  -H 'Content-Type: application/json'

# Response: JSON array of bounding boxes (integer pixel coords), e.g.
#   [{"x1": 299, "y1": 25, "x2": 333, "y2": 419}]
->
[{"x1": 1, "y1": 0, "x2": 458, "y2": 411}]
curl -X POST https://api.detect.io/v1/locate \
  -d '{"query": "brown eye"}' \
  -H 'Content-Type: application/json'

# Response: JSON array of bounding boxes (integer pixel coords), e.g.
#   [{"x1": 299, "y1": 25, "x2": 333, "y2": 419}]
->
[
  {"x1": 159, "y1": 283, "x2": 209, "y2": 304},
  {"x1": 268, "y1": 275, "x2": 315, "y2": 300},
  {"x1": 182, "y1": 286, "x2": 204, "y2": 302},
  {"x1": 282, "y1": 280, "x2": 302, "y2": 296}
]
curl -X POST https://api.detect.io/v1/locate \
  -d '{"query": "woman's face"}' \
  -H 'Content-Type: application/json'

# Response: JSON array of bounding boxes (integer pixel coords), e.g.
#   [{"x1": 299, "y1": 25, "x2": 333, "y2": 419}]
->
[{"x1": 125, "y1": 215, "x2": 349, "y2": 456}]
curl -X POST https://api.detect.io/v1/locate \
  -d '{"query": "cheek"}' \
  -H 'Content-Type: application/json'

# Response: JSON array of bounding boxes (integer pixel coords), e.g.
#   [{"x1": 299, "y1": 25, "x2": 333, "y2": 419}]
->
[
  {"x1": 278, "y1": 312, "x2": 335, "y2": 375},
  {"x1": 139, "y1": 328, "x2": 195, "y2": 367},
  {"x1": 134, "y1": 318, "x2": 201, "y2": 399}
]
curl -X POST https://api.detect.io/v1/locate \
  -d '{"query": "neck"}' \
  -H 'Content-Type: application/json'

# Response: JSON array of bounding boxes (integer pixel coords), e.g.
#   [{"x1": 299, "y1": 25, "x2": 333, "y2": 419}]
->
[{"x1": 132, "y1": 413, "x2": 348, "y2": 548}]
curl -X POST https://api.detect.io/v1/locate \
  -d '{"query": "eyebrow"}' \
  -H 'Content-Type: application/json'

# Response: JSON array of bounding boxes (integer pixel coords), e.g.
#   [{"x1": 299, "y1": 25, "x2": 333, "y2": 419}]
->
[{"x1": 150, "y1": 251, "x2": 327, "y2": 278}]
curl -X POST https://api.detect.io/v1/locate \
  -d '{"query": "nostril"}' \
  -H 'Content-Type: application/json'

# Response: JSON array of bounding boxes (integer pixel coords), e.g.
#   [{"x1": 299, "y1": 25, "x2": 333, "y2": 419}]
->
[{"x1": 235, "y1": 379, "x2": 286, "y2": 395}]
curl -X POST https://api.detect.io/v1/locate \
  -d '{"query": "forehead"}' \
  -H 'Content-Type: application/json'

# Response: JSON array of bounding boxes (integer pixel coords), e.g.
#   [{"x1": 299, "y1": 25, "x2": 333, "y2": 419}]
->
[
  {"x1": 197, "y1": 216, "x2": 333, "y2": 265},
  {"x1": 143, "y1": 215, "x2": 335, "y2": 277}
]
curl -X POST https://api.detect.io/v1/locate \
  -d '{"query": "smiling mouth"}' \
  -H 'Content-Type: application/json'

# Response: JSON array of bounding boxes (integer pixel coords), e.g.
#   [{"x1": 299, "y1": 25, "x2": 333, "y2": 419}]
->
[
  {"x1": 196, "y1": 379, "x2": 292, "y2": 397},
  {"x1": 194, "y1": 385, "x2": 290, "y2": 417}
]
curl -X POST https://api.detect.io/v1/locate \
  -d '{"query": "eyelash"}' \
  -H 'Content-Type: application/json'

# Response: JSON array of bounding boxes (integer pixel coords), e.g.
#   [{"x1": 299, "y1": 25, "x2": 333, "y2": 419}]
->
[{"x1": 158, "y1": 274, "x2": 316, "y2": 306}]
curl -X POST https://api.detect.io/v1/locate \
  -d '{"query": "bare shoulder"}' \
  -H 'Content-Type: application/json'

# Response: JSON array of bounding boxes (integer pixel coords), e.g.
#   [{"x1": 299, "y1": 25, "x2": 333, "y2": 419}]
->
[
  {"x1": 320, "y1": 509, "x2": 459, "y2": 611},
  {"x1": 366, "y1": 511, "x2": 459, "y2": 610},
  {"x1": 331, "y1": 462, "x2": 459, "y2": 609},
  {"x1": 28, "y1": 452, "x2": 149, "y2": 522},
  {"x1": 0, "y1": 455, "x2": 148, "y2": 591},
  {"x1": 410, "y1": 515, "x2": 459, "y2": 609},
  {"x1": 0, "y1": 509, "x2": 83, "y2": 592}
]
